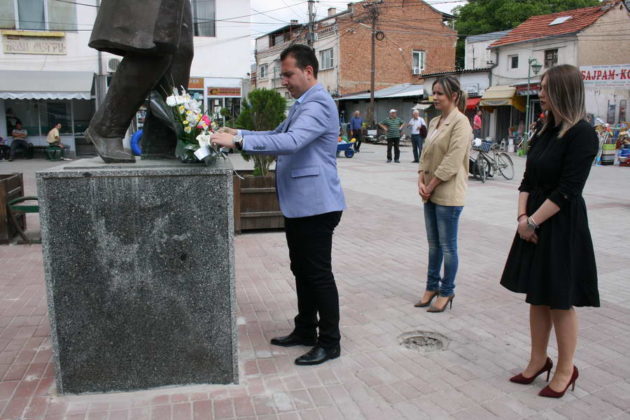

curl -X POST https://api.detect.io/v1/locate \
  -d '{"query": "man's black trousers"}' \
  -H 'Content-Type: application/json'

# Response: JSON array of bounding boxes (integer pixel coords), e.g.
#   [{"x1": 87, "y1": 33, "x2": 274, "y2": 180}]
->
[{"x1": 285, "y1": 211, "x2": 342, "y2": 349}]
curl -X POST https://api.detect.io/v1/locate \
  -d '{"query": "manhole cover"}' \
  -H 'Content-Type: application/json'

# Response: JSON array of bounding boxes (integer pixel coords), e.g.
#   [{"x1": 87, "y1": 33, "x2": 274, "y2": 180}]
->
[{"x1": 398, "y1": 331, "x2": 449, "y2": 353}]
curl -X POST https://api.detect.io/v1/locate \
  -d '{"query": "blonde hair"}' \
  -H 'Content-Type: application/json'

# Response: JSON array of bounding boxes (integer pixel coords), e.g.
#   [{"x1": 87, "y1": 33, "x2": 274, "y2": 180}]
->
[
  {"x1": 433, "y1": 76, "x2": 467, "y2": 113},
  {"x1": 540, "y1": 64, "x2": 586, "y2": 138}
]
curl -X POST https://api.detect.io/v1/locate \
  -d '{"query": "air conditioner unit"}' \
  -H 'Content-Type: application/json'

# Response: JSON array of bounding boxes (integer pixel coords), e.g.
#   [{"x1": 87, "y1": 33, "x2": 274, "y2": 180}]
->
[
  {"x1": 412, "y1": 67, "x2": 421, "y2": 75},
  {"x1": 108, "y1": 58, "x2": 121, "y2": 72}
]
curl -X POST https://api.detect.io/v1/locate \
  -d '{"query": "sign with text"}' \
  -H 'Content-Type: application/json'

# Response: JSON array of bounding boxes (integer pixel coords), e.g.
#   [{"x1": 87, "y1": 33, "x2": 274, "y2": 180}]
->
[
  {"x1": 3, "y1": 35, "x2": 66, "y2": 55},
  {"x1": 188, "y1": 77, "x2": 204, "y2": 89},
  {"x1": 580, "y1": 65, "x2": 630, "y2": 87},
  {"x1": 207, "y1": 87, "x2": 241, "y2": 97}
]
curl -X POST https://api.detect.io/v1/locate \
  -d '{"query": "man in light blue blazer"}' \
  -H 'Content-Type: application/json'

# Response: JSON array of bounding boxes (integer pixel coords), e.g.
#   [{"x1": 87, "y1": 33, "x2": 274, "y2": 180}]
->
[{"x1": 212, "y1": 45, "x2": 346, "y2": 366}]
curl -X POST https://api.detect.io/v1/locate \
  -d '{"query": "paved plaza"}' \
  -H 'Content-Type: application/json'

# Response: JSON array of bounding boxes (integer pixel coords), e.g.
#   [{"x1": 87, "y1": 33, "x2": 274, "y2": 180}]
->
[{"x1": 1, "y1": 144, "x2": 629, "y2": 419}]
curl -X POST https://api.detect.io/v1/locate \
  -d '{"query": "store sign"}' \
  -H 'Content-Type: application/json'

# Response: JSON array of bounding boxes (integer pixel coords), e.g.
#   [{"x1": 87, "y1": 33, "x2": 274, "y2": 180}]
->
[
  {"x1": 580, "y1": 65, "x2": 630, "y2": 87},
  {"x1": 188, "y1": 77, "x2": 204, "y2": 89},
  {"x1": 2, "y1": 35, "x2": 66, "y2": 55},
  {"x1": 207, "y1": 87, "x2": 241, "y2": 97}
]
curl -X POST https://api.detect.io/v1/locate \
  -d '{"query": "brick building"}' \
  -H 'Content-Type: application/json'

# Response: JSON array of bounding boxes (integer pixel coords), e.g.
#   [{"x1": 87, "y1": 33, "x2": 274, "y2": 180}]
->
[{"x1": 254, "y1": 0, "x2": 457, "y2": 104}]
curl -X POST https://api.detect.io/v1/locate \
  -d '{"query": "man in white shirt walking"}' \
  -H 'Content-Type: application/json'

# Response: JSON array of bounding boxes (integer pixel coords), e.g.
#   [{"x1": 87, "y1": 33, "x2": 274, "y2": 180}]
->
[{"x1": 404, "y1": 110, "x2": 427, "y2": 163}]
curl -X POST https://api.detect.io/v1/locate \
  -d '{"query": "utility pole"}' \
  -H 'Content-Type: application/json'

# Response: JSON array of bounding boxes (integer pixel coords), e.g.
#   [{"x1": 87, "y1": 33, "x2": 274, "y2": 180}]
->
[
  {"x1": 364, "y1": 1, "x2": 381, "y2": 126},
  {"x1": 307, "y1": 0, "x2": 315, "y2": 46}
]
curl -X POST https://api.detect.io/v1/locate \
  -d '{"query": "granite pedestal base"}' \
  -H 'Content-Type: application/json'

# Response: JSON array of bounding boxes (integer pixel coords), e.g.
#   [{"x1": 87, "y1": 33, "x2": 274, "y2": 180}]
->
[{"x1": 36, "y1": 158, "x2": 237, "y2": 394}]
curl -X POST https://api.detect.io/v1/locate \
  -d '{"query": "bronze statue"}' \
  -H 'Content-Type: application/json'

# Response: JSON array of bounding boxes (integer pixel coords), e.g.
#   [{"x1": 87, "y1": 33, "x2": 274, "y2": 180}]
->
[{"x1": 86, "y1": 0, "x2": 194, "y2": 162}]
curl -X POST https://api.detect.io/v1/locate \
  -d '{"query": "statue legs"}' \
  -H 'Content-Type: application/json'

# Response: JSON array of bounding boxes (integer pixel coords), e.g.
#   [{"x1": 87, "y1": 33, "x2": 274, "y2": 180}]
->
[
  {"x1": 86, "y1": 54, "x2": 172, "y2": 163},
  {"x1": 142, "y1": 6, "x2": 194, "y2": 159}
]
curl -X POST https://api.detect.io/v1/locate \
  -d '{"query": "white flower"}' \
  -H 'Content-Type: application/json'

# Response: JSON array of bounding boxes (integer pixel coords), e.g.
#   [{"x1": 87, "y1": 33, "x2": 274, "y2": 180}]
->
[
  {"x1": 184, "y1": 126, "x2": 192, "y2": 134},
  {"x1": 166, "y1": 95, "x2": 177, "y2": 107}
]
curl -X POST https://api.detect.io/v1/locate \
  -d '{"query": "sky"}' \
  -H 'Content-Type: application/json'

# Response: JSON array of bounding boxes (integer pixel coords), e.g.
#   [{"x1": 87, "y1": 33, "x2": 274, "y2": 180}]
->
[{"x1": 248, "y1": 0, "x2": 466, "y2": 40}]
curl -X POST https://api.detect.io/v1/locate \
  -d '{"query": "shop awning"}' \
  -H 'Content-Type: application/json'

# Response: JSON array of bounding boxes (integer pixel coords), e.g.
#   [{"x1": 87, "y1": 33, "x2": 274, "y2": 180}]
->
[
  {"x1": 0, "y1": 70, "x2": 94, "y2": 100},
  {"x1": 337, "y1": 83, "x2": 424, "y2": 101},
  {"x1": 479, "y1": 85, "x2": 525, "y2": 112},
  {"x1": 466, "y1": 97, "x2": 481, "y2": 110}
]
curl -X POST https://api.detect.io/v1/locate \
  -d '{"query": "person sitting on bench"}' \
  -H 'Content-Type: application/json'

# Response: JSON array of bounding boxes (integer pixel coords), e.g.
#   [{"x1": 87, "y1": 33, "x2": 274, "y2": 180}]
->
[
  {"x1": 47, "y1": 123, "x2": 70, "y2": 160},
  {"x1": 9, "y1": 123, "x2": 31, "y2": 161}
]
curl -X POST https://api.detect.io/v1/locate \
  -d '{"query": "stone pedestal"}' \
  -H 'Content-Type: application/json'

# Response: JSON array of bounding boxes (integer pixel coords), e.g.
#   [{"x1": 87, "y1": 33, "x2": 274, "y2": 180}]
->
[{"x1": 36, "y1": 158, "x2": 237, "y2": 394}]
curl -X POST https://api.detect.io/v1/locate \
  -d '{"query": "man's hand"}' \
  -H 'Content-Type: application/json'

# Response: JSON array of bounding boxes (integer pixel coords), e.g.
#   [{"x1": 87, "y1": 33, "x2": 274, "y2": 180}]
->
[
  {"x1": 218, "y1": 127, "x2": 237, "y2": 135},
  {"x1": 210, "y1": 132, "x2": 235, "y2": 148}
]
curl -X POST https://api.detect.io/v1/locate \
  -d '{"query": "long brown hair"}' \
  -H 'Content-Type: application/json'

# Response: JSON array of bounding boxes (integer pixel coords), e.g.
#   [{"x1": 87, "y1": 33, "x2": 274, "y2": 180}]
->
[
  {"x1": 433, "y1": 76, "x2": 467, "y2": 113},
  {"x1": 540, "y1": 64, "x2": 586, "y2": 138}
]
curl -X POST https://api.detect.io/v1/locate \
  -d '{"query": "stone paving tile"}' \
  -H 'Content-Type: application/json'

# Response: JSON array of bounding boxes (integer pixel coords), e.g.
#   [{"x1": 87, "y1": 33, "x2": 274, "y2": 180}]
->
[{"x1": 1, "y1": 147, "x2": 630, "y2": 419}]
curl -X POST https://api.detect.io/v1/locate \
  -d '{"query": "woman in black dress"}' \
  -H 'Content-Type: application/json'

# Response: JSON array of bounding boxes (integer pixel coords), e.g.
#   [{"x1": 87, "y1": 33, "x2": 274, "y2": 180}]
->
[{"x1": 501, "y1": 65, "x2": 599, "y2": 398}]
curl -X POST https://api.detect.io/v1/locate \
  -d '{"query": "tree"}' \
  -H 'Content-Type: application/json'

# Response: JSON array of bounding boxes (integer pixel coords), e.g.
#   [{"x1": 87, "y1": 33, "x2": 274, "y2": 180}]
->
[
  {"x1": 234, "y1": 88, "x2": 287, "y2": 176},
  {"x1": 453, "y1": 0, "x2": 601, "y2": 68}
]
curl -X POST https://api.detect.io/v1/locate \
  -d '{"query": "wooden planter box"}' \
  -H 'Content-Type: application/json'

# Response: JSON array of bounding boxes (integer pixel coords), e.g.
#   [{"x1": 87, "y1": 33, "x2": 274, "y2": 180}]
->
[
  {"x1": 0, "y1": 173, "x2": 25, "y2": 244},
  {"x1": 233, "y1": 170, "x2": 284, "y2": 233}
]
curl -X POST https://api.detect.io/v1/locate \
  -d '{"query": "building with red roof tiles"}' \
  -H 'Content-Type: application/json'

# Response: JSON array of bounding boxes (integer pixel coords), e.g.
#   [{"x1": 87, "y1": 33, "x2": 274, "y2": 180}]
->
[{"x1": 479, "y1": 0, "x2": 630, "y2": 141}]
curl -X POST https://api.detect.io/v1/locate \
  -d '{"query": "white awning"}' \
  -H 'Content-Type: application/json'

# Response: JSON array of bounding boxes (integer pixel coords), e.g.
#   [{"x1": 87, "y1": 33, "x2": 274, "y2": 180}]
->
[
  {"x1": 0, "y1": 70, "x2": 94, "y2": 100},
  {"x1": 338, "y1": 83, "x2": 424, "y2": 101}
]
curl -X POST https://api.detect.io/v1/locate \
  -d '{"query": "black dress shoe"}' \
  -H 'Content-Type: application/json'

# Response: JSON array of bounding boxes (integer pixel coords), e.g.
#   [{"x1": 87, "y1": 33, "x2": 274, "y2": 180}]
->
[
  {"x1": 270, "y1": 334, "x2": 316, "y2": 347},
  {"x1": 295, "y1": 346, "x2": 340, "y2": 366}
]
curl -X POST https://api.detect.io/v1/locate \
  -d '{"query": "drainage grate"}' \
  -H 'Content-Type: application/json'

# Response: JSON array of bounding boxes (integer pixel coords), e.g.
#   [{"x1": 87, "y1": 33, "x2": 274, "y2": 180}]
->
[{"x1": 398, "y1": 331, "x2": 449, "y2": 353}]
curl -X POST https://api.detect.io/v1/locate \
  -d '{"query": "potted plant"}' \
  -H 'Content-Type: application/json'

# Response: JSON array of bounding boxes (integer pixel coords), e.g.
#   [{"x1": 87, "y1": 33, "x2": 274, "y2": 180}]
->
[{"x1": 232, "y1": 88, "x2": 287, "y2": 232}]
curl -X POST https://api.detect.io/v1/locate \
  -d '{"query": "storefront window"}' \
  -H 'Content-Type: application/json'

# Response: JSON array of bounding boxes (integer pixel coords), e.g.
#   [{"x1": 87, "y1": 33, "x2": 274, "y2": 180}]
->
[
  {"x1": 40, "y1": 101, "x2": 71, "y2": 134},
  {"x1": 224, "y1": 97, "x2": 241, "y2": 123},
  {"x1": 72, "y1": 100, "x2": 94, "y2": 134},
  {"x1": 5, "y1": 99, "x2": 94, "y2": 137}
]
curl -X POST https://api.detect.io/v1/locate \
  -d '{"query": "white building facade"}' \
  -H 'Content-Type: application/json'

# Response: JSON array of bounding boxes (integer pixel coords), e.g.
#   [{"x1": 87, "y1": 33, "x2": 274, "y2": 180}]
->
[{"x1": 0, "y1": 0, "x2": 250, "y2": 153}]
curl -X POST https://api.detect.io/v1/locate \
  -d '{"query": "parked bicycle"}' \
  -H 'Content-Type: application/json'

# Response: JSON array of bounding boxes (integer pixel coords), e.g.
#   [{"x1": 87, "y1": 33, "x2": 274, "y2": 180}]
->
[{"x1": 474, "y1": 141, "x2": 515, "y2": 180}]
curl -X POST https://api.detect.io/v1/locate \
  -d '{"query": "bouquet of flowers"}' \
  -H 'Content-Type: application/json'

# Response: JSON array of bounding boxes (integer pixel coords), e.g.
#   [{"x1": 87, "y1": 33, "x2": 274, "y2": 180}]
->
[{"x1": 165, "y1": 87, "x2": 221, "y2": 164}]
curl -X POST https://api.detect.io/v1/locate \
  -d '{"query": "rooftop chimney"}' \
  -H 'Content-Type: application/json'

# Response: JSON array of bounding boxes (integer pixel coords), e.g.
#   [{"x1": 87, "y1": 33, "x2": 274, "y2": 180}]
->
[{"x1": 328, "y1": 7, "x2": 337, "y2": 16}]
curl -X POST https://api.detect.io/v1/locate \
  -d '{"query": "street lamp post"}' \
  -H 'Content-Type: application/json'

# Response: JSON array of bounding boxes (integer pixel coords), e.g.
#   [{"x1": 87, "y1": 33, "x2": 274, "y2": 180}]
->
[{"x1": 525, "y1": 58, "x2": 543, "y2": 141}]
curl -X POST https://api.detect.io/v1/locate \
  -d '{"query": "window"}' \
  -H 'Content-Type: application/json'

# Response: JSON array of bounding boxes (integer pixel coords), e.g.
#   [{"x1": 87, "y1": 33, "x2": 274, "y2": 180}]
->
[
  {"x1": 509, "y1": 55, "x2": 519, "y2": 69},
  {"x1": 320, "y1": 48, "x2": 334, "y2": 70},
  {"x1": 0, "y1": 0, "x2": 77, "y2": 31},
  {"x1": 18, "y1": 0, "x2": 45, "y2": 30},
  {"x1": 544, "y1": 49, "x2": 558, "y2": 68},
  {"x1": 412, "y1": 50, "x2": 425, "y2": 74},
  {"x1": 259, "y1": 64, "x2": 268, "y2": 79},
  {"x1": 191, "y1": 0, "x2": 216, "y2": 37},
  {"x1": 273, "y1": 61, "x2": 280, "y2": 79}
]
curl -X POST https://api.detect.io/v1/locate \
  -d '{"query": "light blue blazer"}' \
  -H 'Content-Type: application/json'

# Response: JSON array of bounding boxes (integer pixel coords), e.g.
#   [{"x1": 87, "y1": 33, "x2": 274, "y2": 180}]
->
[{"x1": 241, "y1": 83, "x2": 346, "y2": 218}]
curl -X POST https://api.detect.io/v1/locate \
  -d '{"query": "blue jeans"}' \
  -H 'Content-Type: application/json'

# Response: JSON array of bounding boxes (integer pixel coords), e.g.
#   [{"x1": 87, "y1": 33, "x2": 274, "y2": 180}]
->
[
  {"x1": 411, "y1": 134, "x2": 424, "y2": 162},
  {"x1": 423, "y1": 202, "x2": 463, "y2": 297}
]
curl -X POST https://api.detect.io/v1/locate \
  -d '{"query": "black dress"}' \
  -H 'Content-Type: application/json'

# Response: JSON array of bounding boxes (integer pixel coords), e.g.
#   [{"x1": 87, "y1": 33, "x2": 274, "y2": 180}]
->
[{"x1": 501, "y1": 120, "x2": 599, "y2": 309}]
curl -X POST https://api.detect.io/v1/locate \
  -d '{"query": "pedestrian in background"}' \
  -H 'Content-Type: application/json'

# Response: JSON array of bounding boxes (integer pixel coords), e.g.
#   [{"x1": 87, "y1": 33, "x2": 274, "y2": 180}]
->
[
  {"x1": 415, "y1": 76, "x2": 471, "y2": 312},
  {"x1": 404, "y1": 109, "x2": 427, "y2": 163},
  {"x1": 349, "y1": 110, "x2": 363, "y2": 152},
  {"x1": 379, "y1": 109, "x2": 404, "y2": 163},
  {"x1": 47, "y1": 123, "x2": 70, "y2": 160},
  {"x1": 473, "y1": 109, "x2": 482, "y2": 138},
  {"x1": 501, "y1": 64, "x2": 599, "y2": 398}
]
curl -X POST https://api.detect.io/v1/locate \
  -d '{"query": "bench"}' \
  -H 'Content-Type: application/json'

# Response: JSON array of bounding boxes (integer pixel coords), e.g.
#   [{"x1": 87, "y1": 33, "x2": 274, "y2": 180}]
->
[{"x1": 8, "y1": 196, "x2": 40, "y2": 244}]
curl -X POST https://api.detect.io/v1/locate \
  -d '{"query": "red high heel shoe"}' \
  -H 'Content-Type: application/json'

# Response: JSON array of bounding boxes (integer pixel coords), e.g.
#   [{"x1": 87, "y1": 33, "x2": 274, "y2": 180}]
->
[
  {"x1": 538, "y1": 366, "x2": 579, "y2": 398},
  {"x1": 509, "y1": 357, "x2": 553, "y2": 384}
]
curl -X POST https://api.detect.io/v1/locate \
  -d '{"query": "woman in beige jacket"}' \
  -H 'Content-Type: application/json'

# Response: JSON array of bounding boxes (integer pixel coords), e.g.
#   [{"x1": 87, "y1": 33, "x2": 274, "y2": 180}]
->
[{"x1": 415, "y1": 76, "x2": 472, "y2": 312}]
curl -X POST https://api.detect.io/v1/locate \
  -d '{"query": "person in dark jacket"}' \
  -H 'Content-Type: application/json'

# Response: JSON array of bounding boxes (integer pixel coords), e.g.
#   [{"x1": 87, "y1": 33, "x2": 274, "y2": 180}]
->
[
  {"x1": 85, "y1": 0, "x2": 193, "y2": 162},
  {"x1": 501, "y1": 65, "x2": 599, "y2": 399}
]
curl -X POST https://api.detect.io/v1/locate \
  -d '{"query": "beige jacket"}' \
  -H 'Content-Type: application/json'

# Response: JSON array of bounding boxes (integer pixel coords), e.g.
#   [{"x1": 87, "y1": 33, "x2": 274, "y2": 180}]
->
[{"x1": 418, "y1": 109, "x2": 472, "y2": 206}]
